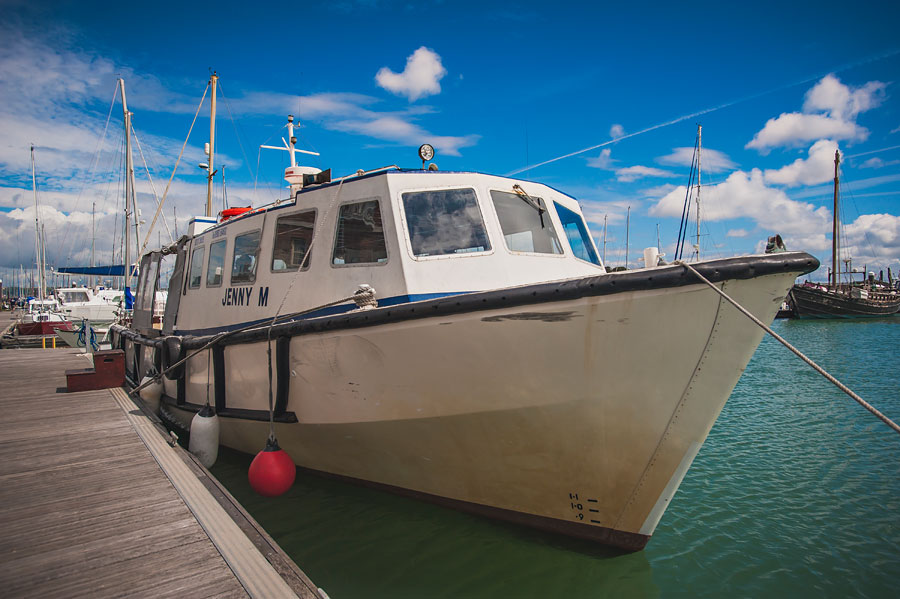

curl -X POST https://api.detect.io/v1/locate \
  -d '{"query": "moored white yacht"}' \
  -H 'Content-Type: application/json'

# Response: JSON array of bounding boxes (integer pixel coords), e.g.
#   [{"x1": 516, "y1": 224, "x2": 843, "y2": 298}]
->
[
  {"x1": 55, "y1": 286, "x2": 123, "y2": 325},
  {"x1": 112, "y1": 114, "x2": 818, "y2": 550}
]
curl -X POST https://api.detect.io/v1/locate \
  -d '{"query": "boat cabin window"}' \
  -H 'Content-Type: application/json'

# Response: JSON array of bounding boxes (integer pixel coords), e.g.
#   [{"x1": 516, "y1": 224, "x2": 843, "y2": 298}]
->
[
  {"x1": 490, "y1": 190, "x2": 563, "y2": 255},
  {"x1": 188, "y1": 246, "x2": 205, "y2": 289},
  {"x1": 58, "y1": 290, "x2": 90, "y2": 303},
  {"x1": 231, "y1": 230, "x2": 261, "y2": 284},
  {"x1": 401, "y1": 188, "x2": 491, "y2": 257},
  {"x1": 554, "y1": 202, "x2": 601, "y2": 265},
  {"x1": 206, "y1": 240, "x2": 227, "y2": 287},
  {"x1": 332, "y1": 200, "x2": 388, "y2": 265},
  {"x1": 273, "y1": 211, "x2": 315, "y2": 272}
]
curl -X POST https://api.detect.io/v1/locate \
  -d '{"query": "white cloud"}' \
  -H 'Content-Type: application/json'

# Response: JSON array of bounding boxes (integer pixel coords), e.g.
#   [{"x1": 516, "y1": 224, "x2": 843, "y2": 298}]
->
[
  {"x1": 858, "y1": 157, "x2": 900, "y2": 169},
  {"x1": 727, "y1": 229, "x2": 750, "y2": 238},
  {"x1": 746, "y1": 75, "x2": 885, "y2": 151},
  {"x1": 641, "y1": 183, "x2": 678, "y2": 197},
  {"x1": 802, "y1": 75, "x2": 886, "y2": 120},
  {"x1": 375, "y1": 47, "x2": 447, "y2": 101},
  {"x1": 840, "y1": 213, "x2": 900, "y2": 272},
  {"x1": 331, "y1": 116, "x2": 478, "y2": 156},
  {"x1": 763, "y1": 139, "x2": 839, "y2": 187},
  {"x1": 657, "y1": 147, "x2": 737, "y2": 173},
  {"x1": 587, "y1": 148, "x2": 614, "y2": 169},
  {"x1": 610, "y1": 124, "x2": 625, "y2": 139},
  {"x1": 615, "y1": 165, "x2": 676, "y2": 183},
  {"x1": 746, "y1": 113, "x2": 864, "y2": 152},
  {"x1": 648, "y1": 168, "x2": 832, "y2": 250}
]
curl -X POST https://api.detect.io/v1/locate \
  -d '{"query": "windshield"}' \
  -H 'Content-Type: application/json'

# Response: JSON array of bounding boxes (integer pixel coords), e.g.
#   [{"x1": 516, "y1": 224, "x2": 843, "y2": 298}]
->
[
  {"x1": 554, "y1": 202, "x2": 601, "y2": 265},
  {"x1": 490, "y1": 190, "x2": 563, "y2": 254}
]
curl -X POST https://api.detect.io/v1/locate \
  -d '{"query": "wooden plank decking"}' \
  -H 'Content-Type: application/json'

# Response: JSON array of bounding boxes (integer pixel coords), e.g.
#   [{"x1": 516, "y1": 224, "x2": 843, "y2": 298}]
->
[{"x1": 0, "y1": 336, "x2": 321, "y2": 599}]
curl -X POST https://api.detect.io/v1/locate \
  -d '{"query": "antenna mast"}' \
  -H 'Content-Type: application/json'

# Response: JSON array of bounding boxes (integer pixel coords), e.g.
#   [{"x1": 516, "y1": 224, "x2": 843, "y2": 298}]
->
[{"x1": 206, "y1": 72, "x2": 218, "y2": 218}]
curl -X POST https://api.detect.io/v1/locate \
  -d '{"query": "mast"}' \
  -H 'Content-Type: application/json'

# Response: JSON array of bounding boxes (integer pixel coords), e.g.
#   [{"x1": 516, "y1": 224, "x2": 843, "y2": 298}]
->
[
  {"x1": 30, "y1": 145, "x2": 44, "y2": 304},
  {"x1": 120, "y1": 78, "x2": 137, "y2": 304},
  {"x1": 206, "y1": 72, "x2": 218, "y2": 218},
  {"x1": 91, "y1": 201, "x2": 95, "y2": 288},
  {"x1": 832, "y1": 149, "x2": 840, "y2": 288},
  {"x1": 625, "y1": 205, "x2": 631, "y2": 269},
  {"x1": 695, "y1": 124, "x2": 702, "y2": 261},
  {"x1": 602, "y1": 214, "x2": 608, "y2": 264}
]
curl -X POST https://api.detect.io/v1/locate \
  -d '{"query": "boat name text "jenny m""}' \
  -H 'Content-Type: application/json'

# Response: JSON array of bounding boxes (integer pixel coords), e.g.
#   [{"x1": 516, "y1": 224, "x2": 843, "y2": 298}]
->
[{"x1": 222, "y1": 286, "x2": 268, "y2": 307}]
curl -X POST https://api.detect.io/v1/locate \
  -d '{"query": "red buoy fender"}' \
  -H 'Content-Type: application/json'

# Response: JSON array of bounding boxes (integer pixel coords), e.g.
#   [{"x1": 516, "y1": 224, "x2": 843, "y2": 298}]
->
[{"x1": 248, "y1": 437, "x2": 296, "y2": 497}]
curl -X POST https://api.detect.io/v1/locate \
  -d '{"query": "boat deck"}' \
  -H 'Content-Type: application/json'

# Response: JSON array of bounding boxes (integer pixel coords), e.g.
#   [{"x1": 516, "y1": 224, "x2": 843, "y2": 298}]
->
[{"x1": 0, "y1": 332, "x2": 321, "y2": 598}]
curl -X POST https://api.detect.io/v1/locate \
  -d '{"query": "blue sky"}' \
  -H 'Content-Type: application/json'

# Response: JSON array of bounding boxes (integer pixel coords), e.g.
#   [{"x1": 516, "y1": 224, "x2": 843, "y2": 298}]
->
[{"x1": 1, "y1": 0, "x2": 899, "y2": 287}]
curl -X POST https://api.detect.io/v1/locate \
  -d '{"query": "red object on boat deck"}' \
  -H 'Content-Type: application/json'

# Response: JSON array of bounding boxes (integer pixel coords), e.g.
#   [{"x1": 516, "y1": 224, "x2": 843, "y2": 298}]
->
[
  {"x1": 248, "y1": 437, "x2": 296, "y2": 497},
  {"x1": 65, "y1": 350, "x2": 125, "y2": 392},
  {"x1": 219, "y1": 206, "x2": 252, "y2": 222},
  {"x1": 16, "y1": 320, "x2": 74, "y2": 336}
]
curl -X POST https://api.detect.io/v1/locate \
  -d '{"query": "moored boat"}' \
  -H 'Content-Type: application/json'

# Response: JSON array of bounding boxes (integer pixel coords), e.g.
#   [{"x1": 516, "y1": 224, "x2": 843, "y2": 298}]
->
[
  {"x1": 16, "y1": 299, "x2": 73, "y2": 335},
  {"x1": 112, "y1": 106, "x2": 818, "y2": 550},
  {"x1": 789, "y1": 150, "x2": 900, "y2": 318}
]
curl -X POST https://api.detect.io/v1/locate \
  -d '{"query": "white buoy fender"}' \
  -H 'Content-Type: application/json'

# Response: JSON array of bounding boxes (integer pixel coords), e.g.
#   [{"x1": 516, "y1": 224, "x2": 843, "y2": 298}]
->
[
  {"x1": 139, "y1": 375, "x2": 163, "y2": 411},
  {"x1": 189, "y1": 405, "x2": 220, "y2": 469}
]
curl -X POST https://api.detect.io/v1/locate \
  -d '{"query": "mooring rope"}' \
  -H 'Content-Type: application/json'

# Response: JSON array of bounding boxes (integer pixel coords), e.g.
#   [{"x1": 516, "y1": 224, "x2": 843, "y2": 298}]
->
[{"x1": 676, "y1": 260, "x2": 900, "y2": 436}]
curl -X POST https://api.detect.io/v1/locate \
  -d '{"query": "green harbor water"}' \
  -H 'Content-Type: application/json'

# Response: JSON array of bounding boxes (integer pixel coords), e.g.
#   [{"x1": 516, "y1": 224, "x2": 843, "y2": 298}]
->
[{"x1": 210, "y1": 319, "x2": 900, "y2": 598}]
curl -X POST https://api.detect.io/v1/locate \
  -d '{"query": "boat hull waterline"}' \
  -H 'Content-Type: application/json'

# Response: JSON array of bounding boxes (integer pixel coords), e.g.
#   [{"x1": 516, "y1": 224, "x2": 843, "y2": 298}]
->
[{"x1": 115, "y1": 253, "x2": 817, "y2": 550}]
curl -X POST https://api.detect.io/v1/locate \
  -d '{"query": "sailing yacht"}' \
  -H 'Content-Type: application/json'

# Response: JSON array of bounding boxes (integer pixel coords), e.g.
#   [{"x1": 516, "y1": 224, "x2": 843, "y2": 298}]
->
[
  {"x1": 112, "y1": 89, "x2": 818, "y2": 549},
  {"x1": 15, "y1": 146, "x2": 73, "y2": 336}
]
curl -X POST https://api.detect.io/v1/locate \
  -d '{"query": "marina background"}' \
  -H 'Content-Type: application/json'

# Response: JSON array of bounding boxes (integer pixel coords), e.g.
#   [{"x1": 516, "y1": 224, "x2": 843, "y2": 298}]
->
[
  {"x1": 1, "y1": 0, "x2": 899, "y2": 286},
  {"x1": 210, "y1": 318, "x2": 900, "y2": 598}
]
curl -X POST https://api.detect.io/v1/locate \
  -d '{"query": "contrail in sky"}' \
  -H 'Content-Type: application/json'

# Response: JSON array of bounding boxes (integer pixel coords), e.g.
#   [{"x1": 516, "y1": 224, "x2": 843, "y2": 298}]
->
[
  {"x1": 506, "y1": 49, "x2": 900, "y2": 177},
  {"x1": 844, "y1": 144, "x2": 900, "y2": 159}
]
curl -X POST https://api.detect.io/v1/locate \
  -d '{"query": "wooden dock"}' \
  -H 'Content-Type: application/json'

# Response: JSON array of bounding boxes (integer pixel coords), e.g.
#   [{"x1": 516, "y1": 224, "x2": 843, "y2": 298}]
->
[{"x1": 0, "y1": 337, "x2": 322, "y2": 598}]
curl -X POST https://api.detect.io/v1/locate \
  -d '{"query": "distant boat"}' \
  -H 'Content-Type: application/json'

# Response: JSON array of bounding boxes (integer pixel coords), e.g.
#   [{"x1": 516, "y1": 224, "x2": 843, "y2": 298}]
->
[
  {"x1": 15, "y1": 146, "x2": 74, "y2": 336},
  {"x1": 789, "y1": 150, "x2": 900, "y2": 318},
  {"x1": 16, "y1": 298, "x2": 73, "y2": 336},
  {"x1": 55, "y1": 287, "x2": 122, "y2": 325}
]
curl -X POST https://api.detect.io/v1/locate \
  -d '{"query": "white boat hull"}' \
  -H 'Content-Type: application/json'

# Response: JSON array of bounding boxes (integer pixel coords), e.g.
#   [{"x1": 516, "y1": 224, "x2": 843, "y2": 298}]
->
[{"x1": 155, "y1": 267, "x2": 796, "y2": 549}]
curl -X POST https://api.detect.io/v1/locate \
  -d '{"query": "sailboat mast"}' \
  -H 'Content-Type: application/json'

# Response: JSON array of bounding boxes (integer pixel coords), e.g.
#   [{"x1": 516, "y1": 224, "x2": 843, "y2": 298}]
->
[
  {"x1": 119, "y1": 78, "x2": 134, "y2": 296},
  {"x1": 30, "y1": 145, "x2": 44, "y2": 304},
  {"x1": 206, "y1": 72, "x2": 218, "y2": 218},
  {"x1": 91, "y1": 201, "x2": 95, "y2": 288},
  {"x1": 832, "y1": 149, "x2": 840, "y2": 288},
  {"x1": 602, "y1": 214, "x2": 608, "y2": 264},
  {"x1": 695, "y1": 124, "x2": 702, "y2": 261},
  {"x1": 625, "y1": 206, "x2": 631, "y2": 269}
]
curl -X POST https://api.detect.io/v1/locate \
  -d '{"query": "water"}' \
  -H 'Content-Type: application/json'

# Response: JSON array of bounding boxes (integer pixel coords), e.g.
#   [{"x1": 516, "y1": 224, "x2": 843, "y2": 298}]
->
[{"x1": 211, "y1": 319, "x2": 900, "y2": 598}]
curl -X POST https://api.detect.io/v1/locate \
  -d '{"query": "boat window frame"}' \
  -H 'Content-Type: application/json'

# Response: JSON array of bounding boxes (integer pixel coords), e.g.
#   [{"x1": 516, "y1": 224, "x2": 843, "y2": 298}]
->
[
  {"x1": 397, "y1": 185, "x2": 495, "y2": 261},
  {"x1": 330, "y1": 196, "x2": 391, "y2": 269},
  {"x1": 270, "y1": 209, "x2": 317, "y2": 274},
  {"x1": 230, "y1": 228, "x2": 263, "y2": 286},
  {"x1": 205, "y1": 239, "x2": 228, "y2": 288},
  {"x1": 487, "y1": 188, "x2": 566, "y2": 258},
  {"x1": 553, "y1": 201, "x2": 602, "y2": 266},
  {"x1": 187, "y1": 243, "x2": 205, "y2": 290}
]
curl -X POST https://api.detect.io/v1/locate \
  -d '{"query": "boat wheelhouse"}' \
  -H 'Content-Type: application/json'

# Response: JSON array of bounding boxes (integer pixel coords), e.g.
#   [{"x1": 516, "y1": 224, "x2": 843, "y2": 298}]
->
[{"x1": 113, "y1": 120, "x2": 818, "y2": 551}]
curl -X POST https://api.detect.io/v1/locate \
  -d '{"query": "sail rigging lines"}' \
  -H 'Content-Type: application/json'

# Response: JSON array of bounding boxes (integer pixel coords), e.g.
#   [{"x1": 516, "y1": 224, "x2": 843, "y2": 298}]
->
[
  {"x1": 138, "y1": 82, "x2": 209, "y2": 254},
  {"x1": 60, "y1": 84, "x2": 121, "y2": 270},
  {"x1": 130, "y1": 125, "x2": 174, "y2": 245}
]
